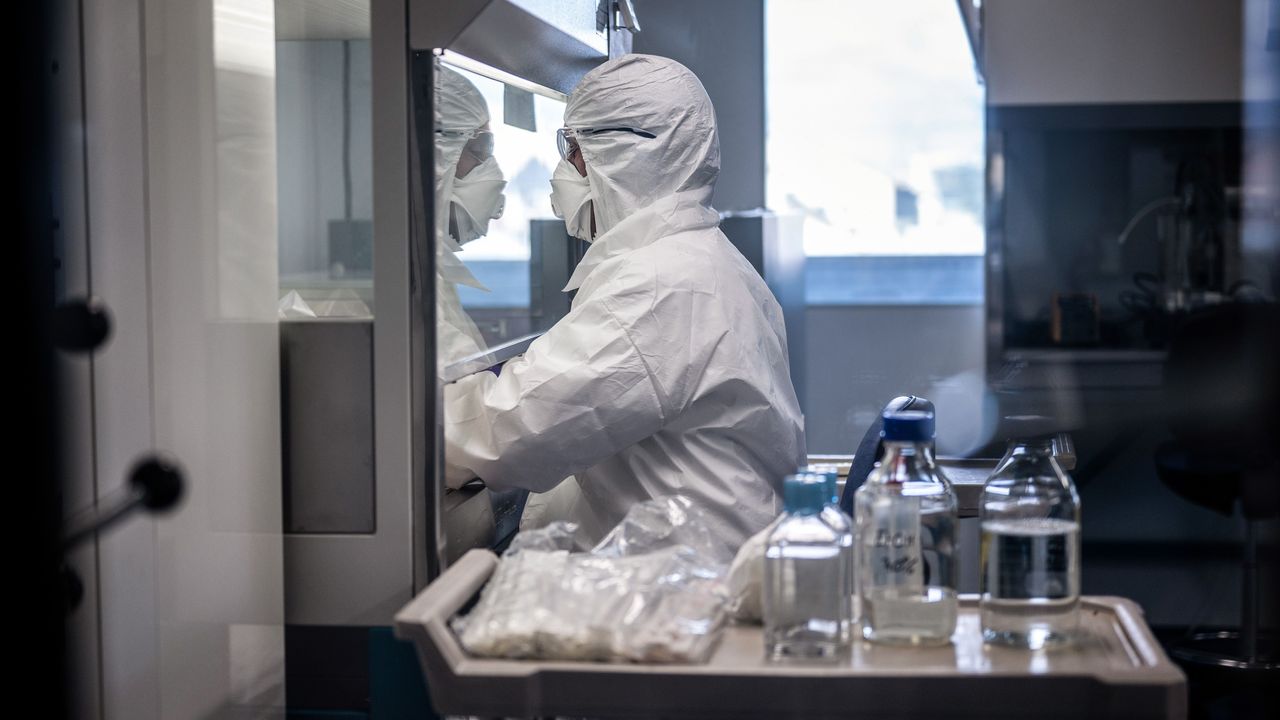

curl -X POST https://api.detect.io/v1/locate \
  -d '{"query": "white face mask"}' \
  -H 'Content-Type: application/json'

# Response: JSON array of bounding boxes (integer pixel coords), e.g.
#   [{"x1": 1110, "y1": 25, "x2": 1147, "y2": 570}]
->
[
  {"x1": 549, "y1": 158, "x2": 594, "y2": 242},
  {"x1": 450, "y1": 156, "x2": 506, "y2": 244}
]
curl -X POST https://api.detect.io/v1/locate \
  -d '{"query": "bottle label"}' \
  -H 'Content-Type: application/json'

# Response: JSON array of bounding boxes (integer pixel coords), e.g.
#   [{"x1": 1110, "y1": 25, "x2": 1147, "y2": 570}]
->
[{"x1": 866, "y1": 496, "x2": 922, "y2": 591}]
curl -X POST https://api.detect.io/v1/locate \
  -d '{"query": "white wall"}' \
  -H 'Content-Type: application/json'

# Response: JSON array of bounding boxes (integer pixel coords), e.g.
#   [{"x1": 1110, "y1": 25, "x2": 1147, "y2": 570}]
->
[{"x1": 75, "y1": 0, "x2": 285, "y2": 717}]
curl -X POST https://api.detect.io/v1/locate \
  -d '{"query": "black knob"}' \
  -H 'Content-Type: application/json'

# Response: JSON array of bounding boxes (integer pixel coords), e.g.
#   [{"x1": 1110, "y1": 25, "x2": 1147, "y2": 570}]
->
[
  {"x1": 130, "y1": 455, "x2": 185, "y2": 512},
  {"x1": 53, "y1": 297, "x2": 112, "y2": 353}
]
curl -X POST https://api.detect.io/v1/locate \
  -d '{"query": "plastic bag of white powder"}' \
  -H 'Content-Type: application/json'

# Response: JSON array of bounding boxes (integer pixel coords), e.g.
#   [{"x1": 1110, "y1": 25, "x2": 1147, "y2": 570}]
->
[{"x1": 451, "y1": 496, "x2": 732, "y2": 663}]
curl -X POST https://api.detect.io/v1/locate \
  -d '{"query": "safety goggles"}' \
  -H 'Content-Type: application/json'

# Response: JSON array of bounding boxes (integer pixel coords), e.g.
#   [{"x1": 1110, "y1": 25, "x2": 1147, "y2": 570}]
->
[
  {"x1": 556, "y1": 126, "x2": 657, "y2": 160},
  {"x1": 437, "y1": 128, "x2": 495, "y2": 162}
]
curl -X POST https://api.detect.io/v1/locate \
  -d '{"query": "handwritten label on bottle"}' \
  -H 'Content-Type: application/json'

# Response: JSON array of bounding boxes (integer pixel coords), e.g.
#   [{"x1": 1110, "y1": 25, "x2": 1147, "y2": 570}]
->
[{"x1": 867, "y1": 496, "x2": 922, "y2": 591}]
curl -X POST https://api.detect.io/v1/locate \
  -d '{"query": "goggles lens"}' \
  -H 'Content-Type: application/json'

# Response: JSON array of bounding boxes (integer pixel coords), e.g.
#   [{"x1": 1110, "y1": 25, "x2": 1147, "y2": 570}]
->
[
  {"x1": 556, "y1": 128, "x2": 578, "y2": 161},
  {"x1": 557, "y1": 126, "x2": 656, "y2": 160},
  {"x1": 463, "y1": 131, "x2": 494, "y2": 162}
]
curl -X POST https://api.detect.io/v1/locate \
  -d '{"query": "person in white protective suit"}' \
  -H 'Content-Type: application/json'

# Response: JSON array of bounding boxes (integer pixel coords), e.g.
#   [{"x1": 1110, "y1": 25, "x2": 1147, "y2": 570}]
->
[
  {"x1": 443, "y1": 54, "x2": 806, "y2": 548},
  {"x1": 434, "y1": 66, "x2": 506, "y2": 365}
]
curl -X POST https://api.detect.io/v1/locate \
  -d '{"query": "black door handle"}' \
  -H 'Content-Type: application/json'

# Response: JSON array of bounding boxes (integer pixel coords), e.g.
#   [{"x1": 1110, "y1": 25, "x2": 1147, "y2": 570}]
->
[
  {"x1": 62, "y1": 454, "x2": 185, "y2": 552},
  {"x1": 53, "y1": 296, "x2": 112, "y2": 353}
]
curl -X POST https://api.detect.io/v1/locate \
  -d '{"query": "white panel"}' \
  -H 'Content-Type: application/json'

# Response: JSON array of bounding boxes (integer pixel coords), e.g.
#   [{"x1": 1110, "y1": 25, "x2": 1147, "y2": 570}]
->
[
  {"x1": 82, "y1": 0, "x2": 160, "y2": 717},
  {"x1": 984, "y1": 0, "x2": 1244, "y2": 105},
  {"x1": 64, "y1": 545, "x2": 101, "y2": 720},
  {"x1": 145, "y1": 0, "x2": 286, "y2": 717},
  {"x1": 82, "y1": 0, "x2": 284, "y2": 717}
]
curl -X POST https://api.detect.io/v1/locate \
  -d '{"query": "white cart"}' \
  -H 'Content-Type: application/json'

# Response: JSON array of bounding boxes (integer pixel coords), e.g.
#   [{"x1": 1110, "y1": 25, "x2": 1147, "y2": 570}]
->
[{"x1": 395, "y1": 550, "x2": 1186, "y2": 719}]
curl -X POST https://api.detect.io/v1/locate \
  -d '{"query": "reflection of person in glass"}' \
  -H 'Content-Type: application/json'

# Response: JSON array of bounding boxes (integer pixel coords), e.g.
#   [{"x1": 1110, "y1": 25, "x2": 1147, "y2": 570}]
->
[{"x1": 434, "y1": 66, "x2": 506, "y2": 364}]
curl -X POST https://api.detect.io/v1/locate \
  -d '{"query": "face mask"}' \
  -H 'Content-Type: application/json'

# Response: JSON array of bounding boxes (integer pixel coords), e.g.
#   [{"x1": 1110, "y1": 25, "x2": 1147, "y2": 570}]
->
[
  {"x1": 549, "y1": 158, "x2": 594, "y2": 242},
  {"x1": 450, "y1": 156, "x2": 506, "y2": 244}
]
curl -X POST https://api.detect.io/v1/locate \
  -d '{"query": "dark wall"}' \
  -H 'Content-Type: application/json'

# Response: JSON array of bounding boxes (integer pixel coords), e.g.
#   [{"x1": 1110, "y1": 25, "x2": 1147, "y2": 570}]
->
[{"x1": 632, "y1": 0, "x2": 765, "y2": 212}]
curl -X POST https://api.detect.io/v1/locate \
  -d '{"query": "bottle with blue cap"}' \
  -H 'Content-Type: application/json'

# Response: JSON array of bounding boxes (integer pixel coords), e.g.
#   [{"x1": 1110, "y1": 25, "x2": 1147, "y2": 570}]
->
[
  {"x1": 804, "y1": 463, "x2": 856, "y2": 632},
  {"x1": 763, "y1": 473, "x2": 853, "y2": 661},
  {"x1": 855, "y1": 410, "x2": 958, "y2": 645}
]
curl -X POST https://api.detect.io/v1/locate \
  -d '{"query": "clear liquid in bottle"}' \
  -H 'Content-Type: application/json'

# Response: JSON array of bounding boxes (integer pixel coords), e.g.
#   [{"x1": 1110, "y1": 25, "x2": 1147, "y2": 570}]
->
[
  {"x1": 979, "y1": 436, "x2": 1083, "y2": 648},
  {"x1": 765, "y1": 474, "x2": 852, "y2": 662},
  {"x1": 980, "y1": 517, "x2": 1080, "y2": 648},
  {"x1": 855, "y1": 410, "x2": 958, "y2": 646}
]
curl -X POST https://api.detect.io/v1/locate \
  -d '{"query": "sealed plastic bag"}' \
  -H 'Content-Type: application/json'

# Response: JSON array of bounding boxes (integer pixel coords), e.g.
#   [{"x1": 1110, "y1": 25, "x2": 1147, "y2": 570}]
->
[{"x1": 452, "y1": 496, "x2": 730, "y2": 663}]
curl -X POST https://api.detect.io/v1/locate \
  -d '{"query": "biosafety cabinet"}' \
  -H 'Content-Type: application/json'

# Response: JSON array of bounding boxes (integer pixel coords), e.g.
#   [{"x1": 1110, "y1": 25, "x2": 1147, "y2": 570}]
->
[
  {"x1": 280, "y1": 0, "x2": 636, "y2": 629},
  {"x1": 278, "y1": 0, "x2": 799, "y2": 634}
]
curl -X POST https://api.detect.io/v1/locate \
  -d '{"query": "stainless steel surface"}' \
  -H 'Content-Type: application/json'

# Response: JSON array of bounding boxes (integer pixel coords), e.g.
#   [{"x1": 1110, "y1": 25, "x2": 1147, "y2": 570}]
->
[
  {"x1": 396, "y1": 550, "x2": 1187, "y2": 719},
  {"x1": 410, "y1": 0, "x2": 605, "y2": 95},
  {"x1": 281, "y1": 319, "x2": 376, "y2": 534}
]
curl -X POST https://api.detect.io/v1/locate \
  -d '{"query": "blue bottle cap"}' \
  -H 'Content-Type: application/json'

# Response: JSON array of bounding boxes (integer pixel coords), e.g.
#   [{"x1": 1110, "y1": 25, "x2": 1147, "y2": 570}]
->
[
  {"x1": 803, "y1": 464, "x2": 841, "y2": 504},
  {"x1": 782, "y1": 473, "x2": 828, "y2": 514},
  {"x1": 881, "y1": 410, "x2": 935, "y2": 443}
]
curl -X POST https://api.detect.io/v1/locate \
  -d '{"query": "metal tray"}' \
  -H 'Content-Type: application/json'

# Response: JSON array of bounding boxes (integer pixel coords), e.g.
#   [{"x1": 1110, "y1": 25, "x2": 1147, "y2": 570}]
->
[{"x1": 395, "y1": 550, "x2": 1186, "y2": 719}]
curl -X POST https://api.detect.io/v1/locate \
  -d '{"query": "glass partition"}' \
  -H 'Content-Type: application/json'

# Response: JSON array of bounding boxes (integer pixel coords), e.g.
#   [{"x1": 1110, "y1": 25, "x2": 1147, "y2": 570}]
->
[
  {"x1": 429, "y1": 56, "x2": 574, "y2": 374},
  {"x1": 276, "y1": 36, "x2": 374, "y2": 318},
  {"x1": 275, "y1": 6, "x2": 376, "y2": 538}
]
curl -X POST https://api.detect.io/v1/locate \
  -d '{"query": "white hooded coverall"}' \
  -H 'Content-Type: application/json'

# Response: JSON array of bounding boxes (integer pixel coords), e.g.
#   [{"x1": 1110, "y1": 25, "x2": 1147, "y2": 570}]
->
[{"x1": 443, "y1": 54, "x2": 806, "y2": 548}]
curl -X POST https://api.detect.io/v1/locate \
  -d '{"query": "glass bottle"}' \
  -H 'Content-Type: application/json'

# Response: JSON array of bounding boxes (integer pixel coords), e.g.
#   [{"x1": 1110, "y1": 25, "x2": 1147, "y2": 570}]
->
[
  {"x1": 855, "y1": 410, "x2": 958, "y2": 646},
  {"x1": 979, "y1": 437, "x2": 1082, "y2": 648},
  {"x1": 805, "y1": 465, "x2": 857, "y2": 637},
  {"x1": 764, "y1": 473, "x2": 853, "y2": 661}
]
